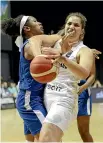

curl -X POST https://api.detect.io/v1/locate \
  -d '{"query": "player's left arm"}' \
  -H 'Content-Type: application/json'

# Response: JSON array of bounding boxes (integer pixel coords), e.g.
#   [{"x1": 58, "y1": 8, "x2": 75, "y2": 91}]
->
[
  {"x1": 43, "y1": 47, "x2": 94, "y2": 80},
  {"x1": 78, "y1": 57, "x2": 96, "y2": 94},
  {"x1": 59, "y1": 47, "x2": 94, "y2": 80},
  {"x1": 78, "y1": 48, "x2": 101, "y2": 94}
]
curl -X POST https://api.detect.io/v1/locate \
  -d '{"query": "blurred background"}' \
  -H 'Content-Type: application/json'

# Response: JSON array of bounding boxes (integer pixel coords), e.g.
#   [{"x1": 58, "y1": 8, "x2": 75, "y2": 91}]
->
[{"x1": 1, "y1": 1, "x2": 103, "y2": 142}]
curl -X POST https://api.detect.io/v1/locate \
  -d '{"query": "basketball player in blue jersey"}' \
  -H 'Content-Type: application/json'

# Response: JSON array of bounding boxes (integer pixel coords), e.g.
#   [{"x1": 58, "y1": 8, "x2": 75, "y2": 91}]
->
[{"x1": 1, "y1": 15, "x2": 61, "y2": 142}]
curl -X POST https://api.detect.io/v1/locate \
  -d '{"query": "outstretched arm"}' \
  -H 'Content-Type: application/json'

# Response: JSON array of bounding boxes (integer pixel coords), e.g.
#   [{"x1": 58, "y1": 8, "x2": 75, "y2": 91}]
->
[{"x1": 28, "y1": 34, "x2": 61, "y2": 57}]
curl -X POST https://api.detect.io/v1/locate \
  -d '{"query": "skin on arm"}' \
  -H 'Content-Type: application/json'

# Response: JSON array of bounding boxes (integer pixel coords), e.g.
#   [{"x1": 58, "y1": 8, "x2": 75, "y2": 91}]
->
[
  {"x1": 78, "y1": 57, "x2": 96, "y2": 94},
  {"x1": 78, "y1": 48, "x2": 102, "y2": 93},
  {"x1": 27, "y1": 34, "x2": 61, "y2": 57},
  {"x1": 58, "y1": 47, "x2": 94, "y2": 80},
  {"x1": 41, "y1": 46, "x2": 94, "y2": 80},
  {"x1": 25, "y1": 34, "x2": 98, "y2": 81}
]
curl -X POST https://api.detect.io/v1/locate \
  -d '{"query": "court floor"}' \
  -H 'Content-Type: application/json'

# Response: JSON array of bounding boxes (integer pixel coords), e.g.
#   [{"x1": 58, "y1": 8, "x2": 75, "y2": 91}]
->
[{"x1": 1, "y1": 103, "x2": 103, "y2": 142}]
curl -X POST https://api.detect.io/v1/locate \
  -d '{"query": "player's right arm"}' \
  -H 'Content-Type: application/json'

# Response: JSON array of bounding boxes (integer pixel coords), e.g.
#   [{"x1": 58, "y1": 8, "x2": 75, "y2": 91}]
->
[{"x1": 28, "y1": 34, "x2": 61, "y2": 57}]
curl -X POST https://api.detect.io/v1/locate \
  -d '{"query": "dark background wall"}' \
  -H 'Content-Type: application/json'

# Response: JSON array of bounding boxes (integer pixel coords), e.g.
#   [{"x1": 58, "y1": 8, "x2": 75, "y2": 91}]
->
[{"x1": 2, "y1": 1, "x2": 103, "y2": 83}]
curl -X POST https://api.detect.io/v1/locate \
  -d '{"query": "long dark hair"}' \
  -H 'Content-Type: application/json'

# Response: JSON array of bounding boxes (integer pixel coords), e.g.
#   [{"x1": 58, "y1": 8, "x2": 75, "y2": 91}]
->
[{"x1": 1, "y1": 15, "x2": 26, "y2": 37}]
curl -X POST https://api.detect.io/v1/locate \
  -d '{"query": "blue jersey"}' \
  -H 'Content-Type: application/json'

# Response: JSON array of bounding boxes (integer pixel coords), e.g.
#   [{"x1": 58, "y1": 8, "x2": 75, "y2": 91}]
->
[
  {"x1": 16, "y1": 40, "x2": 47, "y2": 136},
  {"x1": 19, "y1": 40, "x2": 44, "y2": 91},
  {"x1": 78, "y1": 79, "x2": 86, "y2": 86}
]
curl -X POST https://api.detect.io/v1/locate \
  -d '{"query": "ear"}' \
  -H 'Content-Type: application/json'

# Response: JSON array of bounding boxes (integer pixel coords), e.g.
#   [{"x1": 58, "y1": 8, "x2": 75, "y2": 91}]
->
[
  {"x1": 80, "y1": 29, "x2": 85, "y2": 40},
  {"x1": 23, "y1": 26, "x2": 30, "y2": 32},
  {"x1": 81, "y1": 29, "x2": 84, "y2": 35}
]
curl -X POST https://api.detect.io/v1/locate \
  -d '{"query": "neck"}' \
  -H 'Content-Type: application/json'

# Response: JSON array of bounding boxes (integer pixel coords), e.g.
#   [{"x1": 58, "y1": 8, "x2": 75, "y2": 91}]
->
[
  {"x1": 24, "y1": 33, "x2": 36, "y2": 39},
  {"x1": 62, "y1": 39, "x2": 81, "y2": 54},
  {"x1": 62, "y1": 41, "x2": 72, "y2": 54},
  {"x1": 24, "y1": 35, "x2": 33, "y2": 39}
]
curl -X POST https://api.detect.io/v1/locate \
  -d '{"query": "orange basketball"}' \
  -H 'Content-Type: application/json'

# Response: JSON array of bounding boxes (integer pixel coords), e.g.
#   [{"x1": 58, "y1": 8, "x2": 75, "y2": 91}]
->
[{"x1": 30, "y1": 56, "x2": 59, "y2": 83}]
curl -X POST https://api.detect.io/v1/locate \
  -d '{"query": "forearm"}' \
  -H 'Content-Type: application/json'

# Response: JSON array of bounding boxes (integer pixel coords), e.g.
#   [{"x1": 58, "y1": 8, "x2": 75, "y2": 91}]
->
[
  {"x1": 85, "y1": 75, "x2": 95, "y2": 87},
  {"x1": 60, "y1": 56, "x2": 90, "y2": 80},
  {"x1": 80, "y1": 74, "x2": 95, "y2": 90},
  {"x1": 28, "y1": 34, "x2": 61, "y2": 57}
]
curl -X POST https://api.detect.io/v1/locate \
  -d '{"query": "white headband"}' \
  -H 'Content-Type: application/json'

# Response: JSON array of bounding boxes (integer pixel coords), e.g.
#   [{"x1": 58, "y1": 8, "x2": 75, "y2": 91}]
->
[{"x1": 15, "y1": 16, "x2": 29, "y2": 51}]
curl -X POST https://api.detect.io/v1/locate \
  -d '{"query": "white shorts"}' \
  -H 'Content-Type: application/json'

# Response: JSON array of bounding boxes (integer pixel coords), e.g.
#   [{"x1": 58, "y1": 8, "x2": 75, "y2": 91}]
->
[{"x1": 43, "y1": 83, "x2": 78, "y2": 132}]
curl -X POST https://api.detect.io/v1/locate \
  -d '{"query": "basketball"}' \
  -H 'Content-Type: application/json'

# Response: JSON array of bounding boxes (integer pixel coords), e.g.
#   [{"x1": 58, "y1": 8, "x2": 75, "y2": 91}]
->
[{"x1": 30, "y1": 55, "x2": 59, "y2": 83}]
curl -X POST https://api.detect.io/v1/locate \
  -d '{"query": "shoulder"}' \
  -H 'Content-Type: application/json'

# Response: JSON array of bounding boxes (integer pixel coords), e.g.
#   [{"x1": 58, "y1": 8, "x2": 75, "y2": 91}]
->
[
  {"x1": 76, "y1": 46, "x2": 93, "y2": 62},
  {"x1": 24, "y1": 42, "x2": 34, "y2": 59},
  {"x1": 24, "y1": 42, "x2": 30, "y2": 49},
  {"x1": 24, "y1": 42, "x2": 30, "y2": 52},
  {"x1": 79, "y1": 46, "x2": 93, "y2": 56},
  {"x1": 80, "y1": 46, "x2": 91, "y2": 52}
]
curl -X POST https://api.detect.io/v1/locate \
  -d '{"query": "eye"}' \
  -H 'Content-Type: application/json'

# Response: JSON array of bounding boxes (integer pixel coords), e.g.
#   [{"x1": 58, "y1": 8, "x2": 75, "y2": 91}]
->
[
  {"x1": 34, "y1": 20, "x2": 37, "y2": 22},
  {"x1": 33, "y1": 18, "x2": 37, "y2": 22},
  {"x1": 67, "y1": 22, "x2": 72, "y2": 26},
  {"x1": 74, "y1": 23, "x2": 80, "y2": 27}
]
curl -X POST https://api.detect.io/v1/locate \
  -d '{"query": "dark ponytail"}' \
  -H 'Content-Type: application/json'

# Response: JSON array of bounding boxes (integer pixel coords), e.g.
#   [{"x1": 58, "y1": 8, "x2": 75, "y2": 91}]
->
[{"x1": 1, "y1": 15, "x2": 24, "y2": 37}]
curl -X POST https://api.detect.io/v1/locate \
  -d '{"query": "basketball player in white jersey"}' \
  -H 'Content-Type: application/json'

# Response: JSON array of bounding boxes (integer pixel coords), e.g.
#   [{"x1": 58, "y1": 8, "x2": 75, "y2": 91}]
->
[
  {"x1": 56, "y1": 17, "x2": 101, "y2": 142},
  {"x1": 28, "y1": 12, "x2": 101, "y2": 142},
  {"x1": 57, "y1": 14, "x2": 101, "y2": 142},
  {"x1": 35, "y1": 12, "x2": 95, "y2": 142}
]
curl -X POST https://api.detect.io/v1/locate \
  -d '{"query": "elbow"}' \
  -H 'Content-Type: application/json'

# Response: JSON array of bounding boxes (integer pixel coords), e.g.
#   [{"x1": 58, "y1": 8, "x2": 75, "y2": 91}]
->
[{"x1": 80, "y1": 70, "x2": 90, "y2": 80}]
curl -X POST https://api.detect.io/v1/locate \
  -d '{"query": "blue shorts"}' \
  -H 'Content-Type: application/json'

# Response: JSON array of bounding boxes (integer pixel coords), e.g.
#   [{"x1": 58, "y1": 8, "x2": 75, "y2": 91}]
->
[
  {"x1": 16, "y1": 89, "x2": 47, "y2": 136},
  {"x1": 78, "y1": 88, "x2": 92, "y2": 116}
]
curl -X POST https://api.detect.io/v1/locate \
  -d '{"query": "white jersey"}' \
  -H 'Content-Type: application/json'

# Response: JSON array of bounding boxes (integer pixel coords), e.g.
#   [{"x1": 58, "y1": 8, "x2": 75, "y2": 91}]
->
[
  {"x1": 43, "y1": 40, "x2": 88, "y2": 132},
  {"x1": 45, "y1": 40, "x2": 87, "y2": 97}
]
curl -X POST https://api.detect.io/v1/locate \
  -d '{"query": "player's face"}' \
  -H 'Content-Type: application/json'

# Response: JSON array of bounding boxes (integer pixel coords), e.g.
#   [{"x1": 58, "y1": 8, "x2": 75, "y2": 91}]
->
[
  {"x1": 25, "y1": 16, "x2": 44, "y2": 35},
  {"x1": 65, "y1": 16, "x2": 83, "y2": 41}
]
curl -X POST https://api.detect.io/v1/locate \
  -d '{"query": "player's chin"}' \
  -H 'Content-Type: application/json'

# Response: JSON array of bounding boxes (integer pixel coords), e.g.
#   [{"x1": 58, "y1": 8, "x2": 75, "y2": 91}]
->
[{"x1": 40, "y1": 30, "x2": 44, "y2": 34}]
